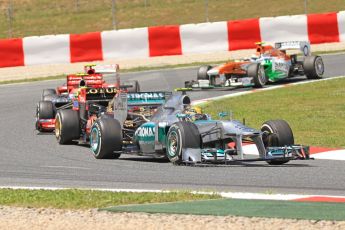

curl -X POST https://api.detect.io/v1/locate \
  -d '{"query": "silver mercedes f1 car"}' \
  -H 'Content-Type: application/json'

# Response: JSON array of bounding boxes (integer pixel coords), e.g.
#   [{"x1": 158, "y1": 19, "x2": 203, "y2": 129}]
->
[{"x1": 89, "y1": 91, "x2": 310, "y2": 165}]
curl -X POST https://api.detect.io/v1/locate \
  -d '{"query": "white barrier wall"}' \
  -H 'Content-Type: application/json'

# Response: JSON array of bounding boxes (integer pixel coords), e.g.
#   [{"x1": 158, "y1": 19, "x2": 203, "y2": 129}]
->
[
  {"x1": 101, "y1": 28, "x2": 149, "y2": 59},
  {"x1": 259, "y1": 14, "x2": 308, "y2": 42},
  {"x1": 338, "y1": 11, "x2": 345, "y2": 42},
  {"x1": 180, "y1": 22, "x2": 228, "y2": 54},
  {"x1": 23, "y1": 34, "x2": 70, "y2": 65}
]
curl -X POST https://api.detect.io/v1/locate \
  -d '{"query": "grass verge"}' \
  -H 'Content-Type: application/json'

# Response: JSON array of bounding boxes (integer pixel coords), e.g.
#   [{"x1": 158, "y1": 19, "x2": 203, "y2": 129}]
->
[
  {"x1": 0, "y1": 188, "x2": 220, "y2": 209},
  {"x1": 202, "y1": 77, "x2": 345, "y2": 148}
]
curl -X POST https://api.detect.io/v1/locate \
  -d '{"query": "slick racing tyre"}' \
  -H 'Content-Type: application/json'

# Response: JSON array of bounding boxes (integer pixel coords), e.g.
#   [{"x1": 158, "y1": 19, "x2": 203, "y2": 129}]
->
[
  {"x1": 247, "y1": 63, "x2": 267, "y2": 88},
  {"x1": 197, "y1": 65, "x2": 215, "y2": 85},
  {"x1": 90, "y1": 117, "x2": 122, "y2": 159},
  {"x1": 36, "y1": 101, "x2": 54, "y2": 132},
  {"x1": 166, "y1": 122, "x2": 201, "y2": 165},
  {"x1": 261, "y1": 120, "x2": 294, "y2": 165},
  {"x1": 55, "y1": 110, "x2": 80, "y2": 144},
  {"x1": 37, "y1": 101, "x2": 54, "y2": 119},
  {"x1": 303, "y1": 56, "x2": 324, "y2": 79},
  {"x1": 41, "y1": 89, "x2": 57, "y2": 100},
  {"x1": 124, "y1": 80, "x2": 140, "y2": 93}
]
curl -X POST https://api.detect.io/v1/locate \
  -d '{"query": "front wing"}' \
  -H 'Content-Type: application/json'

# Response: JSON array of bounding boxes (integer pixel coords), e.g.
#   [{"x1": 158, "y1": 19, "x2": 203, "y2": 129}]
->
[{"x1": 182, "y1": 145, "x2": 311, "y2": 164}]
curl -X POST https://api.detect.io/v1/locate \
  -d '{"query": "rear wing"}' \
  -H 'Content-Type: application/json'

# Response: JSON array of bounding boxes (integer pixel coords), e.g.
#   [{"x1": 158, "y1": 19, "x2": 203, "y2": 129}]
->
[
  {"x1": 67, "y1": 74, "x2": 104, "y2": 89},
  {"x1": 274, "y1": 41, "x2": 311, "y2": 56},
  {"x1": 84, "y1": 64, "x2": 119, "y2": 74},
  {"x1": 113, "y1": 91, "x2": 172, "y2": 128},
  {"x1": 85, "y1": 87, "x2": 118, "y2": 101}
]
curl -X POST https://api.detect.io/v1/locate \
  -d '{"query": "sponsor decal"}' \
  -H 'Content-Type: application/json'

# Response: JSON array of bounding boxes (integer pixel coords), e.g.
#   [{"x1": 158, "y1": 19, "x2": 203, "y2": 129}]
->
[
  {"x1": 135, "y1": 126, "x2": 155, "y2": 137},
  {"x1": 128, "y1": 92, "x2": 165, "y2": 101},
  {"x1": 86, "y1": 87, "x2": 117, "y2": 94},
  {"x1": 273, "y1": 59, "x2": 289, "y2": 73},
  {"x1": 275, "y1": 41, "x2": 300, "y2": 49}
]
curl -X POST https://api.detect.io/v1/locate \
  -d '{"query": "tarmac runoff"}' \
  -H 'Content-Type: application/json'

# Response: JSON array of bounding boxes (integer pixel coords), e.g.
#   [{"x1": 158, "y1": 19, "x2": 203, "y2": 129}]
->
[{"x1": 192, "y1": 75, "x2": 345, "y2": 161}]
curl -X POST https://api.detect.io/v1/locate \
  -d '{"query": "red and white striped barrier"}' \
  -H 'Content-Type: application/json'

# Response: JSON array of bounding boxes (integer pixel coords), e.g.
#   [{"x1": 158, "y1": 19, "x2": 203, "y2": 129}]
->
[{"x1": 0, "y1": 11, "x2": 344, "y2": 68}]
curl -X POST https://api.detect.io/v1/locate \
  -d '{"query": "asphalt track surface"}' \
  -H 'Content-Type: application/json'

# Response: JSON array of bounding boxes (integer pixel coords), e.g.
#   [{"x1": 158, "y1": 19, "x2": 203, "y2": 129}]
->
[{"x1": 0, "y1": 54, "x2": 344, "y2": 196}]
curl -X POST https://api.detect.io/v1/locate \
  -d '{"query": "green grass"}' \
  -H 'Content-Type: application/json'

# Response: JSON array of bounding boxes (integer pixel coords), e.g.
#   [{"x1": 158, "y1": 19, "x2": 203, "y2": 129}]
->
[
  {"x1": 0, "y1": 189, "x2": 220, "y2": 209},
  {"x1": 0, "y1": 0, "x2": 344, "y2": 39},
  {"x1": 202, "y1": 77, "x2": 345, "y2": 148}
]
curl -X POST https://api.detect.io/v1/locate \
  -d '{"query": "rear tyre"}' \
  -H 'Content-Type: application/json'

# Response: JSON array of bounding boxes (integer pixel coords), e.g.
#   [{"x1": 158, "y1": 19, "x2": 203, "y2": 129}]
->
[
  {"x1": 90, "y1": 117, "x2": 122, "y2": 159},
  {"x1": 55, "y1": 110, "x2": 80, "y2": 144},
  {"x1": 166, "y1": 122, "x2": 201, "y2": 165},
  {"x1": 124, "y1": 80, "x2": 140, "y2": 93},
  {"x1": 303, "y1": 56, "x2": 324, "y2": 79},
  {"x1": 41, "y1": 89, "x2": 56, "y2": 100},
  {"x1": 197, "y1": 65, "x2": 215, "y2": 85},
  {"x1": 247, "y1": 63, "x2": 267, "y2": 88},
  {"x1": 261, "y1": 120, "x2": 294, "y2": 165}
]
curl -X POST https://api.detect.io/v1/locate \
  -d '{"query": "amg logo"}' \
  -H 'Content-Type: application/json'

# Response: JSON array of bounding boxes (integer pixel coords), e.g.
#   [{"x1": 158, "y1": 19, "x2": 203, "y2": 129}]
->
[
  {"x1": 128, "y1": 92, "x2": 165, "y2": 100},
  {"x1": 135, "y1": 126, "x2": 155, "y2": 137}
]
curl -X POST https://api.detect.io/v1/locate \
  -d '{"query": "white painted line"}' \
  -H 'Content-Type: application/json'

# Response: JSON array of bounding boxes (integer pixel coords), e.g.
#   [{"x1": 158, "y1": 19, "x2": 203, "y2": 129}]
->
[
  {"x1": 241, "y1": 143, "x2": 345, "y2": 161},
  {"x1": 219, "y1": 192, "x2": 308, "y2": 200},
  {"x1": 312, "y1": 150, "x2": 345, "y2": 160}
]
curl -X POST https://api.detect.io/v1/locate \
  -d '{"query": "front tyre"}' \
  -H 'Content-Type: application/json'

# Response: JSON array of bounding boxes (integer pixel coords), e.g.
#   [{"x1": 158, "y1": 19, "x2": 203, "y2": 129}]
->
[
  {"x1": 197, "y1": 65, "x2": 215, "y2": 85},
  {"x1": 36, "y1": 101, "x2": 54, "y2": 132},
  {"x1": 166, "y1": 122, "x2": 201, "y2": 165},
  {"x1": 247, "y1": 63, "x2": 267, "y2": 88},
  {"x1": 90, "y1": 117, "x2": 122, "y2": 159},
  {"x1": 303, "y1": 56, "x2": 324, "y2": 79},
  {"x1": 41, "y1": 88, "x2": 56, "y2": 100},
  {"x1": 197, "y1": 65, "x2": 212, "y2": 80},
  {"x1": 261, "y1": 120, "x2": 294, "y2": 165},
  {"x1": 55, "y1": 110, "x2": 80, "y2": 144},
  {"x1": 37, "y1": 101, "x2": 54, "y2": 119}
]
